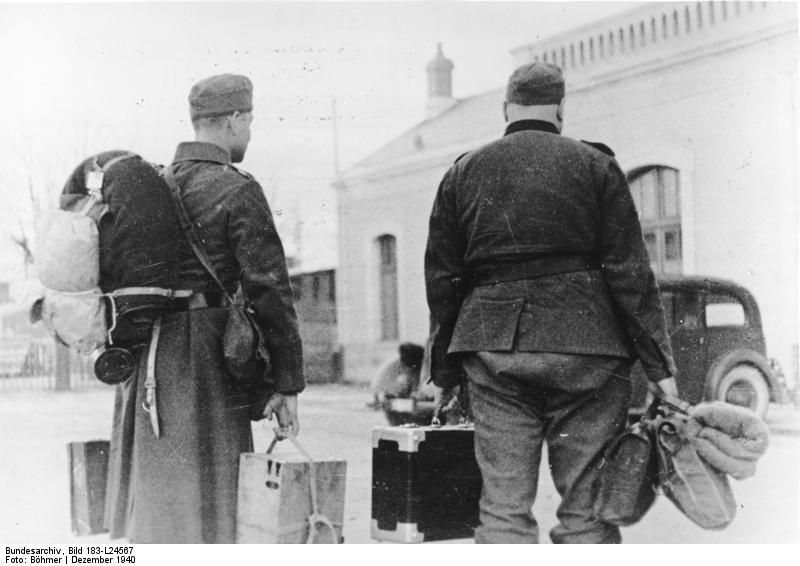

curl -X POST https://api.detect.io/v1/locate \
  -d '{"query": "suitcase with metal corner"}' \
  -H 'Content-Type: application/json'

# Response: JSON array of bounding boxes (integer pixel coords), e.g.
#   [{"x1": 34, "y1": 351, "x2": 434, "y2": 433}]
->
[{"x1": 371, "y1": 424, "x2": 481, "y2": 543}]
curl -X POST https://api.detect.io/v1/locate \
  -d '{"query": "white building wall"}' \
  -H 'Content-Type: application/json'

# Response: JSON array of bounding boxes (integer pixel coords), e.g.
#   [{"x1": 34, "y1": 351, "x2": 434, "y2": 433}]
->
[{"x1": 336, "y1": 164, "x2": 451, "y2": 382}]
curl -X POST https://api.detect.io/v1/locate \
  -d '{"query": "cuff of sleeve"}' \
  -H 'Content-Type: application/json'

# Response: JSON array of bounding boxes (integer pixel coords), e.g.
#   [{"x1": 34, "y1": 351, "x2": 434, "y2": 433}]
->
[{"x1": 431, "y1": 366, "x2": 465, "y2": 390}]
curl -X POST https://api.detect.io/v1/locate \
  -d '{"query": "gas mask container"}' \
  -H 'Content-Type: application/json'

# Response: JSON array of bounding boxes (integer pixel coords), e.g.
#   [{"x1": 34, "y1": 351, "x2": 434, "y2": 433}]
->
[{"x1": 90, "y1": 346, "x2": 136, "y2": 385}]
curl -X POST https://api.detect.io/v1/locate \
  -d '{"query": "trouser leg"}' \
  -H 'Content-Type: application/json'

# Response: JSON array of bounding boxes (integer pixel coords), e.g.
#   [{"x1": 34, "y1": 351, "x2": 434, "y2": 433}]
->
[
  {"x1": 546, "y1": 358, "x2": 632, "y2": 544},
  {"x1": 464, "y1": 354, "x2": 545, "y2": 544}
]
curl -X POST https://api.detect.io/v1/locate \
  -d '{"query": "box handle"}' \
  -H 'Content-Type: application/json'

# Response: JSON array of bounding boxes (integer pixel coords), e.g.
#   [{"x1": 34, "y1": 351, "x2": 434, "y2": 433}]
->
[{"x1": 266, "y1": 433, "x2": 340, "y2": 544}]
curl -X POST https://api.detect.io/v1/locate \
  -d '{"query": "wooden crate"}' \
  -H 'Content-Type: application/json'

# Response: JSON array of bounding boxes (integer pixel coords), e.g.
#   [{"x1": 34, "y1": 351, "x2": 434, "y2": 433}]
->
[
  {"x1": 237, "y1": 453, "x2": 346, "y2": 543},
  {"x1": 68, "y1": 440, "x2": 110, "y2": 536}
]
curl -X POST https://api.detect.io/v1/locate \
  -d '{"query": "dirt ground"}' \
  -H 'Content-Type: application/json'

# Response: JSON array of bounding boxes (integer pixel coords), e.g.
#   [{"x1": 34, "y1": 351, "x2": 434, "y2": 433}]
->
[{"x1": 0, "y1": 383, "x2": 798, "y2": 545}]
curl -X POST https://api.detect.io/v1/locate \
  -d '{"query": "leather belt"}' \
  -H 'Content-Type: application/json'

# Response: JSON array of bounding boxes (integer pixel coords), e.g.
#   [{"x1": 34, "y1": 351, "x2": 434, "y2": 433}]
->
[
  {"x1": 172, "y1": 291, "x2": 230, "y2": 311},
  {"x1": 470, "y1": 254, "x2": 599, "y2": 287}
]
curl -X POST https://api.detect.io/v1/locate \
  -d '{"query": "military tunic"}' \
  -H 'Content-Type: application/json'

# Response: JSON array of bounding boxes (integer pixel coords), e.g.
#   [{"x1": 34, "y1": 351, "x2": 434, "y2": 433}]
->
[{"x1": 425, "y1": 119, "x2": 676, "y2": 388}]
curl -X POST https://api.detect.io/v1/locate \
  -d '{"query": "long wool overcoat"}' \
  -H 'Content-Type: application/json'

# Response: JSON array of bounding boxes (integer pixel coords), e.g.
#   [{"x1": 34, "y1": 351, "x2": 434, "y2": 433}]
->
[{"x1": 62, "y1": 146, "x2": 304, "y2": 543}]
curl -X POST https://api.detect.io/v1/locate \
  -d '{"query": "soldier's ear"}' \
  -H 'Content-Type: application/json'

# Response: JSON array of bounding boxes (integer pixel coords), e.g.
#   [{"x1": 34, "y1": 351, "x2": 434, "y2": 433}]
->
[
  {"x1": 225, "y1": 113, "x2": 238, "y2": 134},
  {"x1": 502, "y1": 101, "x2": 509, "y2": 123}
]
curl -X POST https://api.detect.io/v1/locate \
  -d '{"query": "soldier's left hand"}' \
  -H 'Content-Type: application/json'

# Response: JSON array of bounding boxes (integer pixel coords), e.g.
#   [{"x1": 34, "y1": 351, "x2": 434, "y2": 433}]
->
[
  {"x1": 432, "y1": 385, "x2": 460, "y2": 425},
  {"x1": 263, "y1": 393, "x2": 300, "y2": 439}
]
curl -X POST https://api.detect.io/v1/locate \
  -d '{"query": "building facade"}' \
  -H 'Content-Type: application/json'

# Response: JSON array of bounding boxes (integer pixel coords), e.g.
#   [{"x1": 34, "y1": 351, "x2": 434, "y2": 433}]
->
[
  {"x1": 335, "y1": 1, "x2": 798, "y2": 385},
  {"x1": 289, "y1": 268, "x2": 340, "y2": 383}
]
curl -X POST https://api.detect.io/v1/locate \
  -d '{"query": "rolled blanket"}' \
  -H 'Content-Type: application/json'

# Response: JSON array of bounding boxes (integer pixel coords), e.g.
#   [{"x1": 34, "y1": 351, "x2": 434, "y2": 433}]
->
[{"x1": 685, "y1": 402, "x2": 770, "y2": 480}]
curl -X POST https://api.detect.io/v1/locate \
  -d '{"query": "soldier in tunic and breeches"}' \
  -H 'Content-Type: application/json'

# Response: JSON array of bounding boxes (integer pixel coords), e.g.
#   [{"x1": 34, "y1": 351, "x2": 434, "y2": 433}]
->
[
  {"x1": 425, "y1": 62, "x2": 679, "y2": 544},
  {"x1": 104, "y1": 74, "x2": 304, "y2": 543}
]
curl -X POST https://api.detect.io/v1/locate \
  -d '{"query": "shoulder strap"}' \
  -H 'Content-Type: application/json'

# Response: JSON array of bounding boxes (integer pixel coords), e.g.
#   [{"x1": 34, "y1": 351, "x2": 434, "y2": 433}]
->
[{"x1": 162, "y1": 164, "x2": 233, "y2": 302}]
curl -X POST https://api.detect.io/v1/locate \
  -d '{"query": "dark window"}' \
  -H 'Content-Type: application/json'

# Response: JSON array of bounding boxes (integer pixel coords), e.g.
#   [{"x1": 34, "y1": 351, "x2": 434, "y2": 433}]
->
[
  {"x1": 378, "y1": 235, "x2": 399, "y2": 340},
  {"x1": 628, "y1": 166, "x2": 683, "y2": 275}
]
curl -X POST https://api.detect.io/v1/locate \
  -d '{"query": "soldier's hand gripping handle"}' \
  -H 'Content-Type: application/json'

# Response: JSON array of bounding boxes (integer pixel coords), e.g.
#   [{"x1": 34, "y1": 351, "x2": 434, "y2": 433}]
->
[
  {"x1": 263, "y1": 393, "x2": 300, "y2": 439},
  {"x1": 432, "y1": 384, "x2": 460, "y2": 425}
]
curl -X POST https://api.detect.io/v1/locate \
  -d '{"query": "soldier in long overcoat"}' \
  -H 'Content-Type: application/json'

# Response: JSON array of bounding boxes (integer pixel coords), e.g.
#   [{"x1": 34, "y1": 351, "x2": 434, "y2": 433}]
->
[
  {"x1": 103, "y1": 74, "x2": 304, "y2": 543},
  {"x1": 425, "y1": 62, "x2": 679, "y2": 543}
]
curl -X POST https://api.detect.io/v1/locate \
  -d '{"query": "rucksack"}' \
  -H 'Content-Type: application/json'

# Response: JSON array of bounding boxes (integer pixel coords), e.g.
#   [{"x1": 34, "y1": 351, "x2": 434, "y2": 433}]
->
[
  {"x1": 36, "y1": 152, "x2": 139, "y2": 354},
  {"x1": 36, "y1": 150, "x2": 193, "y2": 368}
]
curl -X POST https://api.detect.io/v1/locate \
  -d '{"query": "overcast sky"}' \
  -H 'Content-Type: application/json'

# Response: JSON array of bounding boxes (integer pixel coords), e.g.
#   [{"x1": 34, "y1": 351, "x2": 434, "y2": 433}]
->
[{"x1": 0, "y1": 0, "x2": 641, "y2": 300}]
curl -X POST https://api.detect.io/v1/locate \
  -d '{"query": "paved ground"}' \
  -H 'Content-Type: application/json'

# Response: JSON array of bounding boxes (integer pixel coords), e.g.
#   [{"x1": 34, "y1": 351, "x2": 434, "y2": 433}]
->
[{"x1": 0, "y1": 383, "x2": 798, "y2": 545}]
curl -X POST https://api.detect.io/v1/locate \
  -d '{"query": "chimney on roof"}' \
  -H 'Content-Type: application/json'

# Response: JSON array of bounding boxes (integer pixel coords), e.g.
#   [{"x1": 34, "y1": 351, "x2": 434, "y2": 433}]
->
[{"x1": 425, "y1": 43, "x2": 457, "y2": 119}]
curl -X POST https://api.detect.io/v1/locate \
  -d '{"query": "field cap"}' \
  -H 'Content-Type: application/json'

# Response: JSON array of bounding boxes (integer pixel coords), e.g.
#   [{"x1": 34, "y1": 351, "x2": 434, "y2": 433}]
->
[
  {"x1": 189, "y1": 74, "x2": 253, "y2": 120},
  {"x1": 505, "y1": 62, "x2": 565, "y2": 105}
]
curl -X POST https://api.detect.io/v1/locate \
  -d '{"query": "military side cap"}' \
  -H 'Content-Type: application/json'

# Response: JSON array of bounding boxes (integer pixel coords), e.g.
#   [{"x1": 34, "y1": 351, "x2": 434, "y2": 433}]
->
[
  {"x1": 189, "y1": 74, "x2": 253, "y2": 120},
  {"x1": 506, "y1": 62, "x2": 565, "y2": 105}
]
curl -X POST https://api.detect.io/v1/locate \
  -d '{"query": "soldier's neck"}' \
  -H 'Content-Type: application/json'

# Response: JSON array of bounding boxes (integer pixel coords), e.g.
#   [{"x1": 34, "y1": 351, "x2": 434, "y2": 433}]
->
[{"x1": 194, "y1": 132, "x2": 233, "y2": 160}]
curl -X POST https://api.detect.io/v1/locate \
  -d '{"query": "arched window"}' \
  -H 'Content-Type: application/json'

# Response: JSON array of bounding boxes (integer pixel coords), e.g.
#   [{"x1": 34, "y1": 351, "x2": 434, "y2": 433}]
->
[
  {"x1": 628, "y1": 166, "x2": 682, "y2": 274},
  {"x1": 377, "y1": 234, "x2": 399, "y2": 340}
]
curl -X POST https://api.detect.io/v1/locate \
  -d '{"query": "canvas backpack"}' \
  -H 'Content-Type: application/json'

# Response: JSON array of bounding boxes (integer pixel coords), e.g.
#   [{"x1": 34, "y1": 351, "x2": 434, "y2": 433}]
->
[{"x1": 36, "y1": 152, "x2": 138, "y2": 354}]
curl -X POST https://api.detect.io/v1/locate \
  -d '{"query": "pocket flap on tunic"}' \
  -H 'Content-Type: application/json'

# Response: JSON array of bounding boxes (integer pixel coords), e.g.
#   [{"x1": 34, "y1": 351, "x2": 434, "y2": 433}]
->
[{"x1": 448, "y1": 297, "x2": 525, "y2": 353}]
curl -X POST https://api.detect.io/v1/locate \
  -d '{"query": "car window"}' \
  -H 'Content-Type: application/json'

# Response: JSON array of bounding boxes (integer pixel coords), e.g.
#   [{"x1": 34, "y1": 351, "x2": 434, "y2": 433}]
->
[
  {"x1": 705, "y1": 293, "x2": 746, "y2": 327},
  {"x1": 673, "y1": 291, "x2": 702, "y2": 330}
]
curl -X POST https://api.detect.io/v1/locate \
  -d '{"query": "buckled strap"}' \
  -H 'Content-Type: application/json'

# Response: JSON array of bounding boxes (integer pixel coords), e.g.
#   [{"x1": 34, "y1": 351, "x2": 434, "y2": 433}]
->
[
  {"x1": 112, "y1": 287, "x2": 193, "y2": 299},
  {"x1": 142, "y1": 318, "x2": 162, "y2": 438},
  {"x1": 470, "y1": 254, "x2": 599, "y2": 287}
]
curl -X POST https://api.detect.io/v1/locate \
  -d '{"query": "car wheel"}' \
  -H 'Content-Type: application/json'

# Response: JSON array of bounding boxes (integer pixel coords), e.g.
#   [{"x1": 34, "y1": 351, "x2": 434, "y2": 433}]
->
[{"x1": 714, "y1": 364, "x2": 770, "y2": 419}]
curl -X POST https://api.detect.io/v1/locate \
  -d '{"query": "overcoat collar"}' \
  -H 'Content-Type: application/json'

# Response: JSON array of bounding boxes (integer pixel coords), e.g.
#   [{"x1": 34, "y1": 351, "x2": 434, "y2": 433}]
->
[
  {"x1": 173, "y1": 141, "x2": 231, "y2": 165},
  {"x1": 504, "y1": 119, "x2": 560, "y2": 136}
]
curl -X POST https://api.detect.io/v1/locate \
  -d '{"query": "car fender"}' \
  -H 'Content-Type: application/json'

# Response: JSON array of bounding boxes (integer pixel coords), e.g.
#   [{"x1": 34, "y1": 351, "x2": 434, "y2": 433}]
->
[{"x1": 705, "y1": 348, "x2": 778, "y2": 401}]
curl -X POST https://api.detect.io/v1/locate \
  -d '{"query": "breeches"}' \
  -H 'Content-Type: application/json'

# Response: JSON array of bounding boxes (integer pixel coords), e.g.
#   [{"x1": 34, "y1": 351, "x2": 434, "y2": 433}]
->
[{"x1": 463, "y1": 351, "x2": 632, "y2": 544}]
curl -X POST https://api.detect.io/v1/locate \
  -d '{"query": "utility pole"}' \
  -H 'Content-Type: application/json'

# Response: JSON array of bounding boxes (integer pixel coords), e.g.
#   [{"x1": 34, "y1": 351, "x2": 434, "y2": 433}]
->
[{"x1": 331, "y1": 96, "x2": 341, "y2": 177}]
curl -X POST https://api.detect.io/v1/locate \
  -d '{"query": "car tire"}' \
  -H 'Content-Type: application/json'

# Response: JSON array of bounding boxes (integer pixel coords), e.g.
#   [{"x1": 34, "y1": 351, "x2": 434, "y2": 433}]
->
[{"x1": 713, "y1": 363, "x2": 770, "y2": 419}]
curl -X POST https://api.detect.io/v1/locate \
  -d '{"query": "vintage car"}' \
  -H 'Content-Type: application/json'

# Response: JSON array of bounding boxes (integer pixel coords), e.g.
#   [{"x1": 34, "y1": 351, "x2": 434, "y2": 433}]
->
[{"x1": 630, "y1": 275, "x2": 791, "y2": 418}]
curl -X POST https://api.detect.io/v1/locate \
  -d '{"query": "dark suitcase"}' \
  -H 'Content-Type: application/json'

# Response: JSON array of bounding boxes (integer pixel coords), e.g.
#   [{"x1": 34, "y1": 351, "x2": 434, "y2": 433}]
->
[
  {"x1": 68, "y1": 440, "x2": 110, "y2": 536},
  {"x1": 371, "y1": 424, "x2": 481, "y2": 543}
]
